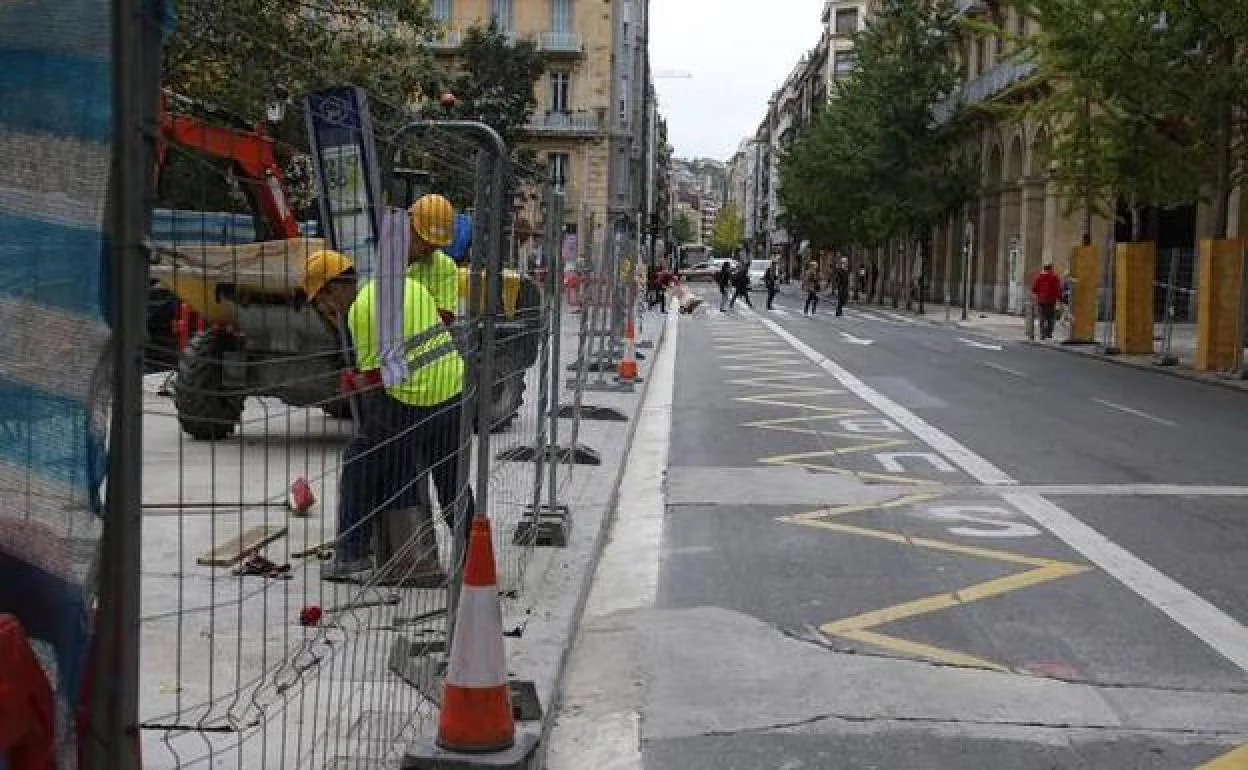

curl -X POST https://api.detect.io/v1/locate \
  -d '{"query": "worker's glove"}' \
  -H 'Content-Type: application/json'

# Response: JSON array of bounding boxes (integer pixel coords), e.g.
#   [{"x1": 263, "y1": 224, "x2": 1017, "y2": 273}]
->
[{"x1": 339, "y1": 369, "x2": 358, "y2": 395}]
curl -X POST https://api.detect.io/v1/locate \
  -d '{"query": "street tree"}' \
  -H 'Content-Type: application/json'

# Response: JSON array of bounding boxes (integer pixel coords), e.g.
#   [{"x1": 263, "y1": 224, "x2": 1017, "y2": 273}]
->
[
  {"x1": 672, "y1": 212, "x2": 697, "y2": 247},
  {"x1": 1003, "y1": 0, "x2": 1248, "y2": 241},
  {"x1": 413, "y1": 20, "x2": 549, "y2": 208},
  {"x1": 161, "y1": 0, "x2": 436, "y2": 213},
  {"x1": 709, "y1": 204, "x2": 744, "y2": 255},
  {"x1": 780, "y1": 0, "x2": 973, "y2": 301}
]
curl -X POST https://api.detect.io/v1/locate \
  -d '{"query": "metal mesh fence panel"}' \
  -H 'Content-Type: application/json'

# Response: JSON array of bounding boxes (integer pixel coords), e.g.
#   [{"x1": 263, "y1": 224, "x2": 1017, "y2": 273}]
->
[{"x1": 134, "y1": 16, "x2": 558, "y2": 764}]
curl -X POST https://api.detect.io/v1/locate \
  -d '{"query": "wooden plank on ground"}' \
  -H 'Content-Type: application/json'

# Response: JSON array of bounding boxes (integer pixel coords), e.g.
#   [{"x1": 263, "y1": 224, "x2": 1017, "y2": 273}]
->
[{"x1": 196, "y1": 525, "x2": 287, "y2": 567}]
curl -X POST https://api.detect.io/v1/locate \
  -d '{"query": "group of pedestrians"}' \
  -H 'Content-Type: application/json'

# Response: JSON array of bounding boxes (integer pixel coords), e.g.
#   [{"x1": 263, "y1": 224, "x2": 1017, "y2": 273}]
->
[
  {"x1": 715, "y1": 260, "x2": 754, "y2": 311},
  {"x1": 800, "y1": 257, "x2": 852, "y2": 317}
]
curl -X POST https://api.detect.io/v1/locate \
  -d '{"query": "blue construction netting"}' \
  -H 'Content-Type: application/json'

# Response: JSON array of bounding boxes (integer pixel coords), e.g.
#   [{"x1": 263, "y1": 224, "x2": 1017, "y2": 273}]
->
[{"x1": 0, "y1": 0, "x2": 116, "y2": 761}]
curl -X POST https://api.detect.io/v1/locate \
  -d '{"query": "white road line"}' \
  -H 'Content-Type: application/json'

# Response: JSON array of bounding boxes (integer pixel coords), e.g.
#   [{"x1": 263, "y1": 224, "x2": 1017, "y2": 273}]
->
[
  {"x1": 1092, "y1": 398, "x2": 1177, "y2": 428},
  {"x1": 840, "y1": 331, "x2": 875, "y2": 346},
  {"x1": 982, "y1": 361, "x2": 1027, "y2": 378},
  {"x1": 757, "y1": 315, "x2": 1248, "y2": 674},
  {"x1": 877, "y1": 309, "x2": 923, "y2": 325},
  {"x1": 1003, "y1": 484, "x2": 1248, "y2": 497},
  {"x1": 762, "y1": 320, "x2": 1015, "y2": 486},
  {"x1": 959, "y1": 337, "x2": 1004, "y2": 352}
]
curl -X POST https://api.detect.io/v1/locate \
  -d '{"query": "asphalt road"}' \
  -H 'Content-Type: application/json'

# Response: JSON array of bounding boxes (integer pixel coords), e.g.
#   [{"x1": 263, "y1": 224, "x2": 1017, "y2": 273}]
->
[{"x1": 547, "y1": 291, "x2": 1248, "y2": 770}]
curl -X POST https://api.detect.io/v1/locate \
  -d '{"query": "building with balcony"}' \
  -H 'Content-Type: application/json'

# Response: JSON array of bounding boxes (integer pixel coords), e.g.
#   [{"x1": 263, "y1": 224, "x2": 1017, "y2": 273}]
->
[{"x1": 427, "y1": 0, "x2": 656, "y2": 252}]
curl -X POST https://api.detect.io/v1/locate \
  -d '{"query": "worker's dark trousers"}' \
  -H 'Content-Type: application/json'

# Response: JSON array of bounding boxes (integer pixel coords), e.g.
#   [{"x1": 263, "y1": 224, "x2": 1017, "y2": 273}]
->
[
  {"x1": 729, "y1": 287, "x2": 752, "y2": 308},
  {"x1": 336, "y1": 391, "x2": 473, "y2": 562},
  {"x1": 804, "y1": 292, "x2": 819, "y2": 314},
  {"x1": 766, "y1": 287, "x2": 778, "y2": 309}
]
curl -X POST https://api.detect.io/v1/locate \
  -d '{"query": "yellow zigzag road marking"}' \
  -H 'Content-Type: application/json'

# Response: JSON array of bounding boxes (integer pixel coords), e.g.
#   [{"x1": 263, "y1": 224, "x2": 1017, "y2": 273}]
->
[
  {"x1": 1199, "y1": 745, "x2": 1248, "y2": 769},
  {"x1": 735, "y1": 395, "x2": 858, "y2": 411},
  {"x1": 780, "y1": 496, "x2": 1092, "y2": 671}
]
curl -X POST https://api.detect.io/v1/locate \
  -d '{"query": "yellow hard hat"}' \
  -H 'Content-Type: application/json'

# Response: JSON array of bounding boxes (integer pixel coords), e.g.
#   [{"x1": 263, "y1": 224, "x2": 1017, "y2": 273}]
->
[
  {"x1": 409, "y1": 194, "x2": 455, "y2": 247},
  {"x1": 302, "y1": 249, "x2": 354, "y2": 299}
]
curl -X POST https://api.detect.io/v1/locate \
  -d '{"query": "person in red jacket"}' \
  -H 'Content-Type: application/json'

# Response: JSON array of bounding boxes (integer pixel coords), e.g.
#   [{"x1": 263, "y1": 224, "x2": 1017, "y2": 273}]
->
[{"x1": 1032, "y1": 262, "x2": 1062, "y2": 340}]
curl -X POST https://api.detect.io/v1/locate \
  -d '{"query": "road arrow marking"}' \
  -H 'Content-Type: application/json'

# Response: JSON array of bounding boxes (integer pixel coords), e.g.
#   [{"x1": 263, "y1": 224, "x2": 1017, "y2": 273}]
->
[
  {"x1": 959, "y1": 337, "x2": 1003, "y2": 351},
  {"x1": 841, "y1": 332, "x2": 875, "y2": 346}
]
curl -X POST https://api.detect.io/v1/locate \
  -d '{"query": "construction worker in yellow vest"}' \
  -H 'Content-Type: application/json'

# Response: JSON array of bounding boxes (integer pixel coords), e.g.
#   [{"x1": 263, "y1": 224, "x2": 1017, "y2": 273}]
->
[
  {"x1": 302, "y1": 249, "x2": 472, "y2": 585},
  {"x1": 407, "y1": 193, "x2": 460, "y2": 325}
]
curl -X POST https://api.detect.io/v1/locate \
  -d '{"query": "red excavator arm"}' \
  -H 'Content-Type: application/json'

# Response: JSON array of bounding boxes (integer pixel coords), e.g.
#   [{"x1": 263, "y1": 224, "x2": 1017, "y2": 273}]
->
[{"x1": 156, "y1": 94, "x2": 301, "y2": 240}]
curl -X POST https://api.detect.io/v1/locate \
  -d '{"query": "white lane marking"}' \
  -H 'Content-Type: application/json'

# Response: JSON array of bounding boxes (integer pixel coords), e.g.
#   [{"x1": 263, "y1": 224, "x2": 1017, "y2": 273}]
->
[
  {"x1": 1011, "y1": 484, "x2": 1248, "y2": 497},
  {"x1": 925, "y1": 505, "x2": 1042, "y2": 539},
  {"x1": 840, "y1": 331, "x2": 875, "y2": 346},
  {"x1": 584, "y1": 311, "x2": 677, "y2": 618},
  {"x1": 762, "y1": 320, "x2": 1016, "y2": 486},
  {"x1": 959, "y1": 337, "x2": 1004, "y2": 352},
  {"x1": 876, "y1": 452, "x2": 957, "y2": 474},
  {"x1": 1092, "y1": 398, "x2": 1177, "y2": 428},
  {"x1": 1004, "y1": 492, "x2": 1248, "y2": 671},
  {"x1": 982, "y1": 361, "x2": 1028, "y2": 378},
  {"x1": 850, "y1": 309, "x2": 900, "y2": 325},
  {"x1": 877, "y1": 309, "x2": 923, "y2": 325},
  {"x1": 758, "y1": 315, "x2": 1248, "y2": 673}
]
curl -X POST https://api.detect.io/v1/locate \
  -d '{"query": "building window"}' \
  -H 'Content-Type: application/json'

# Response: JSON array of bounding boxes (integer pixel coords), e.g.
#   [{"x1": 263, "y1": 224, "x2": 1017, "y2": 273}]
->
[
  {"x1": 549, "y1": 152, "x2": 570, "y2": 192},
  {"x1": 834, "y1": 8, "x2": 858, "y2": 36},
  {"x1": 432, "y1": 0, "x2": 452, "y2": 23},
  {"x1": 551, "y1": 0, "x2": 573, "y2": 34},
  {"x1": 550, "y1": 72, "x2": 571, "y2": 112},
  {"x1": 491, "y1": 0, "x2": 512, "y2": 31},
  {"x1": 833, "y1": 51, "x2": 855, "y2": 78}
]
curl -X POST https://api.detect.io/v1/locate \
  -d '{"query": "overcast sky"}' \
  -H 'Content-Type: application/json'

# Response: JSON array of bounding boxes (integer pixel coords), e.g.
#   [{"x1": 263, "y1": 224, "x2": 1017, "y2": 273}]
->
[{"x1": 650, "y1": 0, "x2": 828, "y2": 162}]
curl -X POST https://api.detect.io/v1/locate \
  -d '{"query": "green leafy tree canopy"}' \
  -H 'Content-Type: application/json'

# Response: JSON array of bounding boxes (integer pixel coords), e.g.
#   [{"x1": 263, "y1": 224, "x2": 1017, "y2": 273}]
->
[{"x1": 709, "y1": 203, "x2": 743, "y2": 254}]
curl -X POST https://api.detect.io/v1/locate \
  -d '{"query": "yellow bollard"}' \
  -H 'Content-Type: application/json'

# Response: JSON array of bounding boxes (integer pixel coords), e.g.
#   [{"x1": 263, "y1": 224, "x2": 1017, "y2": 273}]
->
[
  {"x1": 1069, "y1": 245, "x2": 1101, "y2": 344},
  {"x1": 1114, "y1": 242, "x2": 1156, "y2": 355},
  {"x1": 1195, "y1": 238, "x2": 1246, "y2": 372}
]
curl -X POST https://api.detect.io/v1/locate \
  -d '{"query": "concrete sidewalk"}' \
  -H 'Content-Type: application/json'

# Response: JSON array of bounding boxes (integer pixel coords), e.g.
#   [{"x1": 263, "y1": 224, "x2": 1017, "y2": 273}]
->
[{"x1": 883, "y1": 301, "x2": 1248, "y2": 394}]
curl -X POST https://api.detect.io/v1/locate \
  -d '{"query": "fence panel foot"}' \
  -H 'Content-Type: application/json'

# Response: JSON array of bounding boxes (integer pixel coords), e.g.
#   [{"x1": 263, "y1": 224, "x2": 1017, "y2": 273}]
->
[{"x1": 513, "y1": 504, "x2": 571, "y2": 547}]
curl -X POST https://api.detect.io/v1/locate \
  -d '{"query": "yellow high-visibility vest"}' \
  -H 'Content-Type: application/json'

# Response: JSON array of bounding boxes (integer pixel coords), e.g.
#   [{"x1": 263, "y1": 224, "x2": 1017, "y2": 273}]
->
[
  {"x1": 348, "y1": 276, "x2": 464, "y2": 406},
  {"x1": 407, "y1": 249, "x2": 459, "y2": 316}
]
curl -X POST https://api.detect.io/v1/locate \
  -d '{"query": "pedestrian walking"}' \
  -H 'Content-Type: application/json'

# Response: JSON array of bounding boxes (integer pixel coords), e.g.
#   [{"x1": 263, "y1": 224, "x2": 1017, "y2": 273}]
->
[
  {"x1": 304, "y1": 250, "x2": 473, "y2": 586},
  {"x1": 716, "y1": 261, "x2": 733, "y2": 312},
  {"x1": 646, "y1": 263, "x2": 665, "y2": 311},
  {"x1": 763, "y1": 263, "x2": 778, "y2": 310},
  {"x1": 729, "y1": 259, "x2": 753, "y2": 309},
  {"x1": 834, "y1": 257, "x2": 851, "y2": 317},
  {"x1": 1032, "y1": 262, "x2": 1062, "y2": 340},
  {"x1": 801, "y1": 260, "x2": 821, "y2": 315},
  {"x1": 855, "y1": 264, "x2": 867, "y2": 301}
]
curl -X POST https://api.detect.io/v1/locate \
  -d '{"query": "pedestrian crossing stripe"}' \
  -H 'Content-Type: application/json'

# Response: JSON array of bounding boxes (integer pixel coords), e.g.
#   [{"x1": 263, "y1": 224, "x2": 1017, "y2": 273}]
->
[{"x1": 781, "y1": 496, "x2": 1091, "y2": 673}]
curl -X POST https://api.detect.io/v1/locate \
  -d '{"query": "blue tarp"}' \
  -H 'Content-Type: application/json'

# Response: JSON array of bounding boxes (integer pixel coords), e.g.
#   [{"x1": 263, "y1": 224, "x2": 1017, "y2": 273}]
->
[{"x1": 0, "y1": 0, "x2": 116, "y2": 759}]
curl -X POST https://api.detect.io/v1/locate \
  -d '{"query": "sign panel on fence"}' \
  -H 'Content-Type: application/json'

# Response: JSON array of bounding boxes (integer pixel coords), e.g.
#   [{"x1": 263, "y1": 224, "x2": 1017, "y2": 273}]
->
[{"x1": 305, "y1": 86, "x2": 384, "y2": 277}]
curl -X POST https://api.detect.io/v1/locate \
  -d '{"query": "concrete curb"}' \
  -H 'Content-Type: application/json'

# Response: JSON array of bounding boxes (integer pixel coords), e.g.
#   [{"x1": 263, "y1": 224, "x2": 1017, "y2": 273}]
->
[
  {"x1": 1025, "y1": 339, "x2": 1248, "y2": 395},
  {"x1": 853, "y1": 302, "x2": 1248, "y2": 396},
  {"x1": 523, "y1": 310, "x2": 672, "y2": 768}
]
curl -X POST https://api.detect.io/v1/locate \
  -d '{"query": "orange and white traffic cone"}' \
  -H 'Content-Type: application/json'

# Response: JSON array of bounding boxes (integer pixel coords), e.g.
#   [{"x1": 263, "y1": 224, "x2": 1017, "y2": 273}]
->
[
  {"x1": 435, "y1": 514, "x2": 515, "y2": 754},
  {"x1": 617, "y1": 315, "x2": 639, "y2": 384}
]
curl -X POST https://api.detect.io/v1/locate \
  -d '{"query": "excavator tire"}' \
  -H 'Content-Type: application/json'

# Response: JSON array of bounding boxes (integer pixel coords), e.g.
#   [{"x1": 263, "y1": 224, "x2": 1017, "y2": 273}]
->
[
  {"x1": 174, "y1": 330, "x2": 246, "y2": 441},
  {"x1": 486, "y1": 347, "x2": 526, "y2": 433}
]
